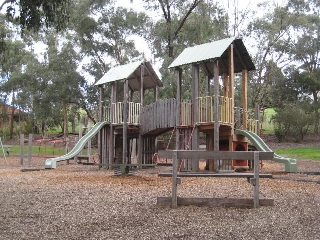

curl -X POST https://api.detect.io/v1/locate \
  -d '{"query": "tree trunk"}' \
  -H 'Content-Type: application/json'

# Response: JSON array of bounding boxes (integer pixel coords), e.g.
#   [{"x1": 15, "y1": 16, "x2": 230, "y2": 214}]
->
[
  {"x1": 63, "y1": 103, "x2": 68, "y2": 139},
  {"x1": 9, "y1": 91, "x2": 15, "y2": 139},
  {"x1": 313, "y1": 91, "x2": 319, "y2": 134}
]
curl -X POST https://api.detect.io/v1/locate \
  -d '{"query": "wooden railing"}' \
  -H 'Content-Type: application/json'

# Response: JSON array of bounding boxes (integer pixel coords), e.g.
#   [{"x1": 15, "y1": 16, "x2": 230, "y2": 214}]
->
[
  {"x1": 141, "y1": 98, "x2": 178, "y2": 134},
  {"x1": 247, "y1": 119, "x2": 259, "y2": 134},
  {"x1": 103, "y1": 102, "x2": 141, "y2": 124},
  {"x1": 234, "y1": 107, "x2": 260, "y2": 135},
  {"x1": 197, "y1": 96, "x2": 233, "y2": 124}
]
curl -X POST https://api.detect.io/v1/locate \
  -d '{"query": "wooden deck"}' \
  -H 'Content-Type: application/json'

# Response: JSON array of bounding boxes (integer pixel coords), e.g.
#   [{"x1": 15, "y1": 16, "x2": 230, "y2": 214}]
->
[{"x1": 103, "y1": 96, "x2": 258, "y2": 135}]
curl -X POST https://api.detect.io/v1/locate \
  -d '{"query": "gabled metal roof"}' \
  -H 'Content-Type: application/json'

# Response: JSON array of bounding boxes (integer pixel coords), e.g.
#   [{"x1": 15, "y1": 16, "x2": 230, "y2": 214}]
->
[
  {"x1": 168, "y1": 37, "x2": 255, "y2": 74},
  {"x1": 95, "y1": 61, "x2": 162, "y2": 91}
]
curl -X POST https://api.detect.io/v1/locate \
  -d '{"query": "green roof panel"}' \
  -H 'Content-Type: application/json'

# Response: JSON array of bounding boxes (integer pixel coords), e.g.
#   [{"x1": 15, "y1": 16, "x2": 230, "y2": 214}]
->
[
  {"x1": 95, "y1": 61, "x2": 142, "y2": 85},
  {"x1": 168, "y1": 37, "x2": 236, "y2": 68}
]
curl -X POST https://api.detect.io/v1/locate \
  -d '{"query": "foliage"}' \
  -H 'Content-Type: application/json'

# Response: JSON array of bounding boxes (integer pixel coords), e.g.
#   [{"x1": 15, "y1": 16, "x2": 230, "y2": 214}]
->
[
  {"x1": 271, "y1": 103, "x2": 312, "y2": 142},
  {"x1": 150, "y1": 1, "x2": 228, "y2": 100},
  {"x1": 2, "y1": 0, "x2": 71, "y2": 32}
]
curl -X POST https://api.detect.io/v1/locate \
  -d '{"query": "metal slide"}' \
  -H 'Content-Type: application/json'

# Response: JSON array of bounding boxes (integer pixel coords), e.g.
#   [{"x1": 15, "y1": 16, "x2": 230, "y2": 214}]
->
[
  {"x1": 45, "y1": 121, "x2": 108, "y2": 169},
  {"x1": 235, "y1": 129, "x2": 298, "y2": 173}
]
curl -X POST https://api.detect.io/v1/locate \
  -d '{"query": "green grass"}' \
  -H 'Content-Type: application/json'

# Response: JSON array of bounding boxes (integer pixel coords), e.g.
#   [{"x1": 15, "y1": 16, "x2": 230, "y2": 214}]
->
[
  {"x1": 2, "y1": 144, "x2": 94, "y2": 157},
  {"x1": 261, "y1": 108, "x2": 275, "y2": 134},
  {"x1": 5, "y1": 145, "x2": 67, "y2": 156},
  {"x1": 273, "y1": 146, "x2": 320, "y2": 161}
]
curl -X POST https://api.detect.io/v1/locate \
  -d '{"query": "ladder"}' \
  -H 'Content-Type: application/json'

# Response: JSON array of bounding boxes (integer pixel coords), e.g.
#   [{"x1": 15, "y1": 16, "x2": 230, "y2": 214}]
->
[{"x1": 156, "y1": 125, "x2": 196, "y2": 172}]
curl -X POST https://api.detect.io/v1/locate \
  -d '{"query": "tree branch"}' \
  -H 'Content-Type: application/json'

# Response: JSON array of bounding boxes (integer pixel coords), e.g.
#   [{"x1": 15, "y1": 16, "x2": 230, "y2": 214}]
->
[
  {"x1": 0, "y1": 0, "x2": 15, "y2": 12},
  {"x1": 173, "y1": 0, "x2": 201, "y2": 39}
]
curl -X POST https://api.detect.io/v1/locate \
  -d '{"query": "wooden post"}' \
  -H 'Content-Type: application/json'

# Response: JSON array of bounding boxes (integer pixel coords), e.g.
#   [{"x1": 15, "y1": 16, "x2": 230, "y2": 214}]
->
[
  {"x1": 191, "y1": 64, "x2": 199, "y2": 171},
  {"x1": 172, "y1": 150, "x2": 178, "y2": 208},
  {"x1": 223, "y1": 73, "x2": 228, "y2": 97},
  {"x1": 123, "y1": 79, "x2": 129, "y2": 164},
  {"x1": 255, "y1": 104, "x2": 260, "y2": 135},
  {"x1": 213, "y1": 60, "x2": 220, "y2": 171},
  {"x1": 253, "y1": 151, "x2": 260, "y2": 208},
  {"x1": 99, "y1": 86, "x2": 104, "y2": 122},
  {"x1": 20, "y1": 134, "x2": 24, "y2": 165},
  {"x1": 87, "y1": 122, "x2": 91, "y2": 162},
  {"x1": 229, "y1": 44, "x2": 235, "y2": 128},
  {"x1": 242, "y1": 69, "x2": 248, "y2": 129},
  {"x1": 28, "y1": 134, "x2": 32, "y2": 166},
  {"x1": 138, "y1": 64, "x2": 145, "y2": 165},
  {"x1": 109, "y1": 82, "x2": 116, "y2": 166},
  {"x1": 176, "y1": 68, "x2": 182, "y2": 150},
  {"x1": 140, "y1": 63, "x2": 145, "y2": 107},
  {"x1": 205, "y1": 75, "x2": 210, "y2": 95}
]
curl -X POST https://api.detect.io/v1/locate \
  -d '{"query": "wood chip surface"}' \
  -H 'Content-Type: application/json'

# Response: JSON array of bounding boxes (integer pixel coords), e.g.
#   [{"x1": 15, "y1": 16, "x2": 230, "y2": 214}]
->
[{"x1": 0, "y1": 157, "x2": 319, "y2": 239}]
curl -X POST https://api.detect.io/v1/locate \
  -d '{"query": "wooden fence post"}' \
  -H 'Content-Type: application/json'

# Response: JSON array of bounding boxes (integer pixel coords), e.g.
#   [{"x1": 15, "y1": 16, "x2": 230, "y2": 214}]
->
[
  {"x1": 28, "y1": 134, "x2": 32, "y2": 166},
  {"x1": 20, "y1": 134, "x2": 24, "y2": 165},
  {"x1": 172, "y1": 150, "x2": 178, "y2": 209},
  {"x1": 253, "y1": 151, "x2": 260, "y2": 208}
]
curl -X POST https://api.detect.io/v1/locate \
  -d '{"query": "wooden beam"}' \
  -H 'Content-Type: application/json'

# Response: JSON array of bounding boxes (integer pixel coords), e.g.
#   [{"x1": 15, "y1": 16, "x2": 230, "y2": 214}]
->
[
  {"x1": 157, "y1": 197, "x2": 274, "y2": 208},
  {"x1": 158, "y1": 150, "x2": 274, "y2": 160},
  {"x1": 158, "y1": 172, "x2": 273, "y2": 178}
]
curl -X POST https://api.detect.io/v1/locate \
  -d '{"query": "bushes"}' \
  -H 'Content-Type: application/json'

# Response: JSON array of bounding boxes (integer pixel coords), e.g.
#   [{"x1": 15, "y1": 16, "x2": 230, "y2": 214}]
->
[{"x1": 271, "y1": 104, "x2": 312, "y2": 142}]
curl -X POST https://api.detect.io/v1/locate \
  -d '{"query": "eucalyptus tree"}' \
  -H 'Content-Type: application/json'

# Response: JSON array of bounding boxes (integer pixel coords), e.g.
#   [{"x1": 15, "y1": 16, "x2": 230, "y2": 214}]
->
[
  {"x1": 245, "y1": 2, "x2": 296, "y2": 108},
  {"x1": 285, "y1": 0, "x2": 320, "y2": 133},
  {"x1": 147, "y1": 0, "x2": 228, "y2": 99},
  {"x1": 0, "y1": 36, "x2": 31, "y2": 138},
  {"x1": 44, "y1": 35, "x2": 86, "y2": 139},
  {"x1": 68, "y1": 0, "x2": 152, "y2": 122},
  {"x1": 1, "y1": 0, "x2": 71, "y2": 32},
  {"x1": 142, "y1": 0, "x2": 202, "y2": 57}
]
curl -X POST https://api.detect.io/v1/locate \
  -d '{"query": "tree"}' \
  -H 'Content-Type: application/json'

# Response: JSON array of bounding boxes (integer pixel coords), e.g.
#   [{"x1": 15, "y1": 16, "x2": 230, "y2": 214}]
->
[
  {"x1": 245, "y1": 3, "x2": 296, "y2": 108},
  {"x1": 284, "y1": 0, "x2": 320, "y2": 133},
  {"x1": 68, "y1": 0, "x2": 152, "y2": 122},
  {"x1": 148, "y1": 1, "x2": 228, "y2": 99},
  {"x1": 143, "y1": 0, "x2": 202, "y2": 57},
  {"x1": 1, "y1": 0, "x2": 71, "y2": 32},
  {"x1": 0, "y1": 36, "x2": 31, "y2": 138}
]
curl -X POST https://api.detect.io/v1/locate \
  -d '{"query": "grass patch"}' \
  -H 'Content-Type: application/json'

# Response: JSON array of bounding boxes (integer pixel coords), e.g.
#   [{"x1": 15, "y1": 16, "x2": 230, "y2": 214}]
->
[
  {"x1": 3, "y1": 145, "x2": 94, "y2": 157},
  {"x1": 5, "y1": 145, "x2": 67, "y2": 156},
  {"x1": 261, "y1": 108, "x2": 275, "y2": 134},
  {"x1": 273, "y1": 147, "x2": 320, "y2": 161}
]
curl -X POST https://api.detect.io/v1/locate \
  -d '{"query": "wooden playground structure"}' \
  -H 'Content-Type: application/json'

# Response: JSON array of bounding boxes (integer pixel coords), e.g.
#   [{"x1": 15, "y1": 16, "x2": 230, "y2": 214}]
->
[
  {"x1": 95, "y1": 37, "x2": 258, "y2": 172},
  {"x1": 43, "y1": 37, "x2": 286, "y2": 208}
]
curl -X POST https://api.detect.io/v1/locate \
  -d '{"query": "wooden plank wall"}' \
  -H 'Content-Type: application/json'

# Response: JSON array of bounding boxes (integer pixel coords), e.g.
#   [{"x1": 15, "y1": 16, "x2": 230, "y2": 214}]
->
[{"x1": 141, "y1": 98, "x2": 183, "y2": 134}]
